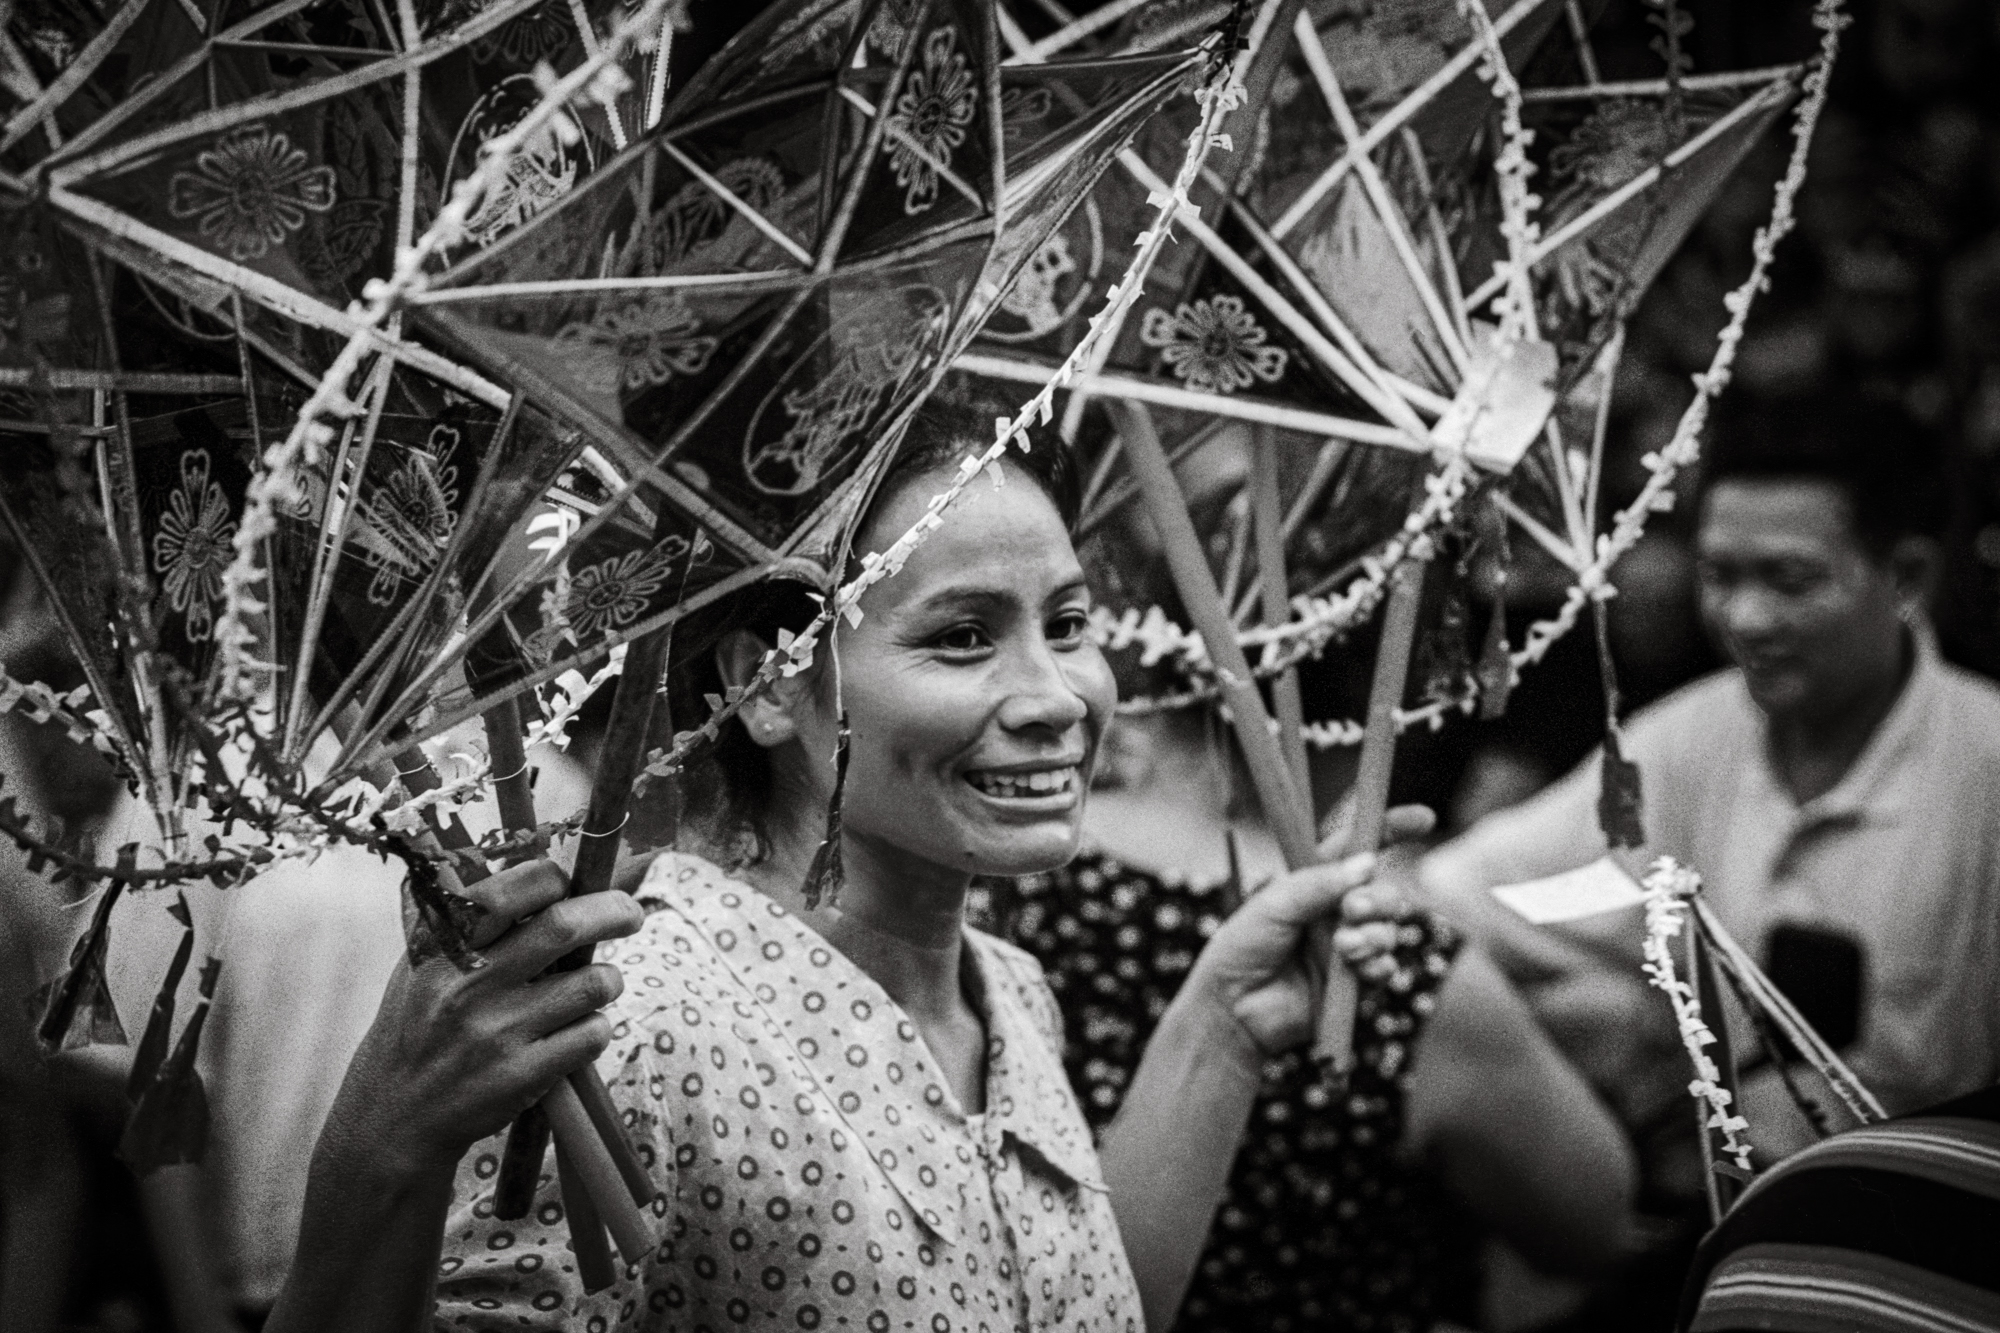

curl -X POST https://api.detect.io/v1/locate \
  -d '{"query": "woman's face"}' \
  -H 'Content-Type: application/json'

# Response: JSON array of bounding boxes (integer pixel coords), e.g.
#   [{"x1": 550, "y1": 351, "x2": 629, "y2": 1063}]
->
[{"x1": 792, "y1": 459, "x2": 1115, "y2": 884}]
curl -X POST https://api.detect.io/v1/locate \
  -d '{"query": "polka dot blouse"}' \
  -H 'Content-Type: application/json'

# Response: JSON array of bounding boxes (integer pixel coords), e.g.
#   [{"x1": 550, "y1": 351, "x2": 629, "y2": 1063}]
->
[
  {"x1": 435, "y1": 852, "x2": 1143, "y2": 1332},
  {"x1": 970, "y1": 849, "x2": 1470, "y2": 1333}
]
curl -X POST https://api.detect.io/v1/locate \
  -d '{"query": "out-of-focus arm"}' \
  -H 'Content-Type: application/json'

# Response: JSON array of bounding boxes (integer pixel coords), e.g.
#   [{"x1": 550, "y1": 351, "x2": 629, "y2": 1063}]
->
[
  {"x1": 1405, "y1": 946, "x2": 1641, "y2": 1277},
  {"x1": 1417, "y1": 756, "x2": 1618, "y2": 983},
  {"x1": 1416, "y1": 756, "x2": 1680, "y2": 1126}
]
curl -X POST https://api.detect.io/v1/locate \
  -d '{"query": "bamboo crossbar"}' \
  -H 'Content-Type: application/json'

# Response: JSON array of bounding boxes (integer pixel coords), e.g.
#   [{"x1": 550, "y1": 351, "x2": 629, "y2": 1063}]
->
[
  {"x1": 1520, "y1": 64, "x2": 1799, "y2": 102},
  {"x1": 0, "y1": 369, "x2": 242, "y2": 393},
  {"x1": 953, "y1": 352, "x2": 1422, "y2": 449}
]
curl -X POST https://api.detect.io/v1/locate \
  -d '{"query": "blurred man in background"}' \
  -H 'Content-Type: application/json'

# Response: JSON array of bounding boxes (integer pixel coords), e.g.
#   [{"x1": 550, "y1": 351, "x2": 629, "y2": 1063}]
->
[{"x1": 1420, "y1": 403, "x2": 2000, "y2": 1320}]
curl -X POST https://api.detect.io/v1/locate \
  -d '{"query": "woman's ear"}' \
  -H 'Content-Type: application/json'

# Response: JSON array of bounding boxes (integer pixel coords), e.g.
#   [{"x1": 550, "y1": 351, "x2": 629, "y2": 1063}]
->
[{"x1": 715, "y1": 629, "x2": 804, "y2": 750}]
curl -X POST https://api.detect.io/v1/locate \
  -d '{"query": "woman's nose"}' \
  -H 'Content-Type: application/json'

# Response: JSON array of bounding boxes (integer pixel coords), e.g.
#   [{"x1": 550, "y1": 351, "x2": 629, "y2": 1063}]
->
[{"x1": 995, "y1": 646, "x2": 1090, "y2": 733}]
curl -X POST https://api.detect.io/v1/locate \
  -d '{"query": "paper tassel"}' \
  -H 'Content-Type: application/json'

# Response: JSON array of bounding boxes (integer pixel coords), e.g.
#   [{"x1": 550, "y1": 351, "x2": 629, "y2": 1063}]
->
[
  {"x1": 1475, "y1": 599, "x2": 1513, "y2": 721},
  {"x1": 126, "y1": 893, "x2": 195, "y2": 1100},
  {"x1": 1418, "y1": 570, "x2": 1473, "y2": 708},
  {"x1": 1598, "y1": 728, "x2": 1646, "y2": 849},
  {"x1": 120, "y1": 956, "x2": 220, "y2": 1174},
  {"x1": 800, "y1": 715, "x2": 852, "y2": 912},
  {"x1": 36, "y1": 857, "x2": 133, "y2": 1053}
]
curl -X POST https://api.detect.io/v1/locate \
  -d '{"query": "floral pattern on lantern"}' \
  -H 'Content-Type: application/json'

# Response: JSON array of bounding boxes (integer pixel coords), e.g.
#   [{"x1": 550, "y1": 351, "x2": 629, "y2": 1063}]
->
[
  {"x1": 471, "y1": 1, "x2": 572, "y2": 66},
  {"x1": 1140, "y1": 294, "x2": 1288, "y2": 394},
  {"x1": 151, "y1": 449, "x2": 237, "y2": 642},
  {"x1": 166, "y1": 124, "x2": 338, "y2": 262},
  {"x1": 562, "y1": 540, "x2": 686, "y2": 643},
  {"x1": 552, "y1": 292, "x2": 719, "y2": 394},
  {"x1": 884, "y1": 26, "x2": 976, "y2": 215},
  {"x1": 361, "y1": 429, "x2": 461, "y2": 606}
]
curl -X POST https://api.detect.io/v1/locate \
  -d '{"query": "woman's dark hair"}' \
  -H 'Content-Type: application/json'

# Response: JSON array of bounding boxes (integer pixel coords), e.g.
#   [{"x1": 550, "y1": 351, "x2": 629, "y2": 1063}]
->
[{"x1": 665, "y1": 390, "x2": 1078, "y2": 862}]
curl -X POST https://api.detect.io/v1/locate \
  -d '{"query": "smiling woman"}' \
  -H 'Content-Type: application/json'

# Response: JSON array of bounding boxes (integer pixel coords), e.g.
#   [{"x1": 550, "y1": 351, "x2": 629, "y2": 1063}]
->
[
  {"x1": 259, "y1": 399, "x2": 1413, "y2": 1333},
  {"x1": 668, "y1": 398, "x2": 1092, "y2": 880}
]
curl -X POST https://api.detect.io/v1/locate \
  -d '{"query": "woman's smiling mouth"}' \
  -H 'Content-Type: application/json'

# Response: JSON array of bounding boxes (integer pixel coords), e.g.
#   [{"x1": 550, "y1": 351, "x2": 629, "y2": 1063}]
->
[{"x1": 965, "y1": 766, "x2": 1081, "y2": 801}]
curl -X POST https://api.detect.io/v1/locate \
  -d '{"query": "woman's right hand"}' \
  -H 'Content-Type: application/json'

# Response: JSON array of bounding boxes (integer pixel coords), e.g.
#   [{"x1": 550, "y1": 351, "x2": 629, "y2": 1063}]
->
[
  {"x1": 267, "y1": 865, "x2": 644, "y2": 1333},
  {"x1": 322, "y1": 862, "x2": 646, "y2": 1181},
  {"x1": 1187, "y1": 805, "x2": 1435, "y2": 1055}
]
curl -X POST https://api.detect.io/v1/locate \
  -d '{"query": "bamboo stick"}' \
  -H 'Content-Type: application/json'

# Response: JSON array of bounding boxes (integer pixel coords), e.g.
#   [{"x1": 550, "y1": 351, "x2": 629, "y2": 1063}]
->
[
  {"x1": 573, "y1": 1063, "x2": 654, "y2": 1205},
  {"x1": 546, "y1": 1077, "x2": 652, "y2": 1262},
  {"x1": 383, "y1": 711, "x2": 646, "y2": 1260},
  {"x1": 1521, "y1": 64, "x2": 1798, "y2": 102},
  {"x1": 471, "y1": 677, "x2": 656, "y2": 1251},
  {"x1": 0, "y1": 369, "x2": 242, "y2": 393},
  {"x1": 1684, "y1": 925, "x2": 1741, "y2": 1222},
  {"x1": 491, "y1": 1101, "x2": 549, "y2": 1222},
  {"x1": 1250, "y1": 429, "x2": 1310, "y2": 797},
  {"x1": 1691, "y1": 900, "x2": 1884, "y2": 1124},
  {"x1": 489, "y1": 625, "x2": 674, "y2": 1210},
  {"x1": 1312, "y1": 557, "x2": 1424, "y2": 1064},
  {"x1": 1114, "y1": 405, "x2": 1358, "y2": 1068},
  {"x1": 480, "y1": 695, "x2": 539, "y2": 845},
  {"x1": 563, "y1": 625, "x2": 673, "y2": 936},
  {"x1": 554, "y1": 1135, "x2": 618, "y2": 1291}
]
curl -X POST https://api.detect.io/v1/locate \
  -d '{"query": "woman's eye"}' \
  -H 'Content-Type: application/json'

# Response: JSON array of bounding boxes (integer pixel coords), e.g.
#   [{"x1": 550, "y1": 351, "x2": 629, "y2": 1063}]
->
[
  {"x1": 932, "y1": 624, "x2": 990, "y2": 653},
  {"x1": 1048, "y1": 611, "x2": 1090, "y2": 646}
]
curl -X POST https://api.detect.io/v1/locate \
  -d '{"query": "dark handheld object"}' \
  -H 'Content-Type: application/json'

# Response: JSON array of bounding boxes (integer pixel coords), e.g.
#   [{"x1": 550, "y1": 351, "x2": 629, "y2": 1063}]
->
[{"x1": 1763, "y1": 923, "x2": 1864, "y2": 1054}]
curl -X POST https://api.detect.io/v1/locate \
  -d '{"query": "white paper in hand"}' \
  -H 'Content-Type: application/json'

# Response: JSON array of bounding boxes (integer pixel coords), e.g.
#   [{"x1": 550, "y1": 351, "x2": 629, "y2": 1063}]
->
[{"x1": 1491, "y1": 856, "x2": 1645, "y2": 925}]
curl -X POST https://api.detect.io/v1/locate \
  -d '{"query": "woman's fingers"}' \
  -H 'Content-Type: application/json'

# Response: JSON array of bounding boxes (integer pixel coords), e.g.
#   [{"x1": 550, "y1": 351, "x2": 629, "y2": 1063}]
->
[
  {"x1": 1339, "y1": 884, "x2": 1407, "y2": 923},
  {"x1": 1382, "y1": 803, "x2": 1436, "y2": 845},
  {"x1": 514, "y1": 963, "x2": 626, "y2": 1040},
  {"x1": 1332, "y1": 920, "x2": 1400, "y2": 960},
  {"x1": 609, "y1": 851, "x2": 660, "y2": 900},
  {"x1": 1252, "y1": 853, "x2": 1376, "y2": 928},
  {"x1": 1313, "y1": 802, "x2": 1437, "y2": 860},
  {"x1": 481, "y1": 891, "x2": 646, "y2": 984},
  {"x1": 461, "y1": 860, "x2": 571, "y2": 950},
  {"x1": 516, "y1": 1012, "x2": 618, "y2": 1095}
]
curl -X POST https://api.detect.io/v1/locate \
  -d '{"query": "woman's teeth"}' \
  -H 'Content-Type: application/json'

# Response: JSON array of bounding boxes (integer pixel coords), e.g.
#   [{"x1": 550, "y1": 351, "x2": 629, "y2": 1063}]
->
[{"x1": 969, "y1": 768, "x2": 1076, "y2": 798}]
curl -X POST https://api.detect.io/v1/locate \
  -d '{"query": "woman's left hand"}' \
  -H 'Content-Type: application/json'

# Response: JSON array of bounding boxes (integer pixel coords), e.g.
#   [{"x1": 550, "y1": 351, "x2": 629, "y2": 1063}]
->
[{"x1": 1187, "y1": 804, "x2": 1434, "y2": 1054}]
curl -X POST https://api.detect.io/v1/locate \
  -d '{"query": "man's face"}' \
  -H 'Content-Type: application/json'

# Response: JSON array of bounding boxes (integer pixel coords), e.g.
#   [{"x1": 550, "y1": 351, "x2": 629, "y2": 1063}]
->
[{"x1": 1695, "y1": 479, "x2": 1909, "y2": 723}]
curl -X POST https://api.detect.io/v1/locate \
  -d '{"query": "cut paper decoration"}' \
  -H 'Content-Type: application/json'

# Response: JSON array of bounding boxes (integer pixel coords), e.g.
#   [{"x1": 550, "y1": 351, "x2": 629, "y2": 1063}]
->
[
  {"x1": 1491, "y1": 854, "x2": 1644, "y2": 925},
  {"x1": 355, "y1": 0, "x2": 1204, "y2": 786},
  {"x1": 1034, "y1": 0, "x2": 1842, "y2": 769},
  {"x1": 119, "y1": 954, "x2": 219, "y2": 1174}
]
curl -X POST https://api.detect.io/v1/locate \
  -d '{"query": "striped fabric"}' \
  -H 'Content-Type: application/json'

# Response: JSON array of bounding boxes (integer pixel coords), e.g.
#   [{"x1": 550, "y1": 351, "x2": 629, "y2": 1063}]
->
[
  {"x1": 1680, "y1": 1086, "x2": 2000, "y2": 1332},
  {"x1": 1696, "y1": 1245, "x2": 2000, "y2": 1332}
]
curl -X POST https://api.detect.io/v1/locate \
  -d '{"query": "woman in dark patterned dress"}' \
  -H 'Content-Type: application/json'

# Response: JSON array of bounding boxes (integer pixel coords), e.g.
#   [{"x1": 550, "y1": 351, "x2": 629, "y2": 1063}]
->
[{"x1": 973, "y1": 708, "x2": 1644, "y2": 1333}]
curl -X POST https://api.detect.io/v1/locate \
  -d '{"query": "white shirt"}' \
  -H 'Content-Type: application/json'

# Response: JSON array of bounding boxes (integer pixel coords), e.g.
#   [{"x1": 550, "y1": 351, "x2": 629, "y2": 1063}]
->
[{"x1": 1422, "y1": 632, "x2": 2000, "y2": 1122}]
